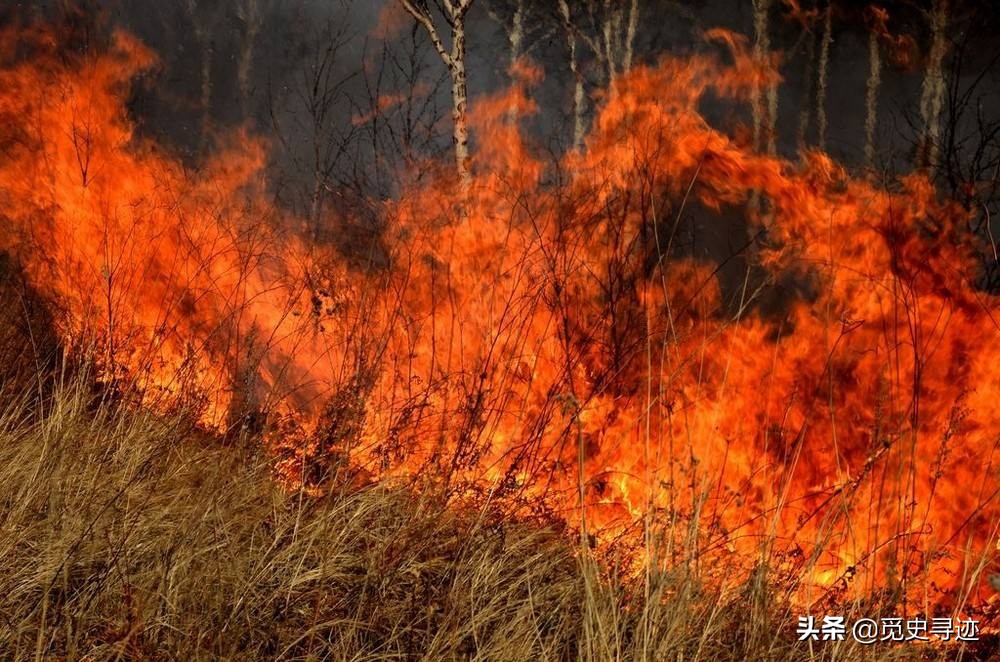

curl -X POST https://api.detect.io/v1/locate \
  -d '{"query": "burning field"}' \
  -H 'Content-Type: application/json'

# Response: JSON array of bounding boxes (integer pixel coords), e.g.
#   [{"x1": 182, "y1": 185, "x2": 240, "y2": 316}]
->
[{"x1": 0, "y1": 0, "x2": 998, "y2": 658}]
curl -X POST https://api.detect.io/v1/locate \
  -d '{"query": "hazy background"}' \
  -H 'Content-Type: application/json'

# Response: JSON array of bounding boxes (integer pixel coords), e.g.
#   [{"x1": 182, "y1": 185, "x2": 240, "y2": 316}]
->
[{"x1": 3, "y1": 0, "x2": 998, "y2": 295}]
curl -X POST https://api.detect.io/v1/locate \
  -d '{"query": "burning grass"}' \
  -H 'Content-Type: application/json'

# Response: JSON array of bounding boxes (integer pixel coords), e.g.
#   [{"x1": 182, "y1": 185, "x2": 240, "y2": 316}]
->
[
  {"x1": 0, "y1": 369, "x2": 979, "y2": 660},
  {"x1": 0, "y1": 13, "x2": 999, "y2": 658}
]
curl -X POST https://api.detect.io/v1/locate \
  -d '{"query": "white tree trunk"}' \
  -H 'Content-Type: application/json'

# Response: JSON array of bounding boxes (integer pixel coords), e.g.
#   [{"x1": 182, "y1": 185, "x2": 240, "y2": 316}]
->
[
  {"x1": 599, "y1": 0, "x2": 639, "y2": 83},
  {"x1": 623, "y1": 0, "x2": 639, "y2": 72},
  {"x1": 797, "y1": 27, "x2": 816, "y2": 152},
  {"x1": 185, "y1": 0, "x2": 213, "y2": 150},
  {"x1": 920, "y1": 0, "x2": 949, "y2": 170},
  {"x1": 450, "y1": 25, "x2": 471, "y2": 185},
  {"x1": 558, "y1": 0, "x2": 586, "y2": 150},
  {"x1": 398, "y1": 0, "x2": 474, "y2": 187},
  {"x1": 864, "y1": 28, "x2": 881, "y2": 167},
  {"x1": 752, "y1": 0, "x2": 776, "y2": 155},
  {"x1": 816, "y1": 4, "x2": 832, "y2": 149},
  {"x1": 509, "y1": 0, "x2": 525, "y2": 67},
  {"x1": 602, "y1": 0, "x2": 618, "y2": 83},
  {"x1": 237, "y1": 0, "x2": 260, "y2": 120}
]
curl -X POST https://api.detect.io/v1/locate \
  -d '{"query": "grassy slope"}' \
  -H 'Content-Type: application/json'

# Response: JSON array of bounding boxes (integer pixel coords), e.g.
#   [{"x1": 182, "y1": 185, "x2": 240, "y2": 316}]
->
[
  {"x1": 0, "y1": 380, "x2": 953, "y2": 660},
  {"x1": 0, "y1": 268, "x2": 966, "y2": 660}
]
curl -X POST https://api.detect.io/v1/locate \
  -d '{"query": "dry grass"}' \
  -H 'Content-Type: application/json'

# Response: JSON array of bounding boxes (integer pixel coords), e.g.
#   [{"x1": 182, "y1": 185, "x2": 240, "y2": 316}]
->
[
  {"x1": 0, "y1": 374, "x2": 966, "y2": 661},
  {"x1": 0, "y1": 256, "x2": 971, "y2": 661}
]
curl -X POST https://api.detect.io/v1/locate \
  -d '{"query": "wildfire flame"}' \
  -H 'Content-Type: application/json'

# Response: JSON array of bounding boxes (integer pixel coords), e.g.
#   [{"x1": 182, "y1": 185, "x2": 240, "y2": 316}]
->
[{"x1": 1, "y1": 22, "x2": 998, "y2": 614}]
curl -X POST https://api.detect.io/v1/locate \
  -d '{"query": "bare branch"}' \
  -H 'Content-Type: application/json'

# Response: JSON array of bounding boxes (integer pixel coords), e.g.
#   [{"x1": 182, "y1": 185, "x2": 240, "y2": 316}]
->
[{"x1": 398, "y1": 0, "x2": 453, "y2": 67}]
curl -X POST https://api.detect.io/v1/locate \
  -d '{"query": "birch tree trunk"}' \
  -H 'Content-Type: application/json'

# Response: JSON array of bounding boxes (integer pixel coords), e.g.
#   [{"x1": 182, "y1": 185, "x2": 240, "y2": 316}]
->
[
  {"x1": 920, "y1": 0, "x2": 949, "y2": 170},
  {"x1": 558, "y1": 0, "x2": 640, "y2": 148},
  {"x1": 797, "y1": 27, "x2": 816, "y2": 152},
  {"x1": 622, "y1": 0, "x2": 639, "y2": 72},
  {"x1": 237, "y1": 0, "x2": 261, "y2": 120},
  {"x1": 752, "y1": 0, "x2": 776, "y2": 155},
  {"x1": 601, "y1": 0, "x2": 619, "y2": 83},
  {"x1": 399, "y1": 0, "x2": 475, "y2": 186},
  {"x1": 508, "y1": 0, "x2": 525, "y2": 67},
  {"x1": 487, "y1": 0, "x2": 526, "y2": 120},
  {"x1": 558, "y1": 0, "x2": 586, "y2": 150},
  {"x1": 864, "y1": 26, "x2": 881, "y2": 167},
  {"x1": 816, "y1": 3, "x2": 832, "y2": 150},
  {"x1": 598, "y1": 0, "x2": 640, "y2": 84},
  {"x1": 451, "y1": 28, "x2": 470, "y2": 184},
  {"x1": 185, "y1": 0, "x2": 213, "y2": 151}
]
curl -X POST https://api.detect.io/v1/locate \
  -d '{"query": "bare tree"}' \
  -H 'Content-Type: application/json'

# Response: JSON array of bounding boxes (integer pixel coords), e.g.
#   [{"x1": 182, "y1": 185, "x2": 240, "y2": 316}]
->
[
  {"x1": 923, "y1": 4, "x2": 1000, "y2": 292},
  {"x1": 919, "y1": 0, "x2": 949, "y2": 170},
  {"x1": 557, "y1": 0, "x2": 586, "y2": 150},
  {"x1": 554, "y1": 0, "x2": 640, "y2": 149},
  {"x1": 575, "y1": 0, "x2": 641, "y2": 84},
  {"x1": 236, "y1": 0, "x2": 263, "y2": 120},
  {"x1": 398, "y1": 0, "x2": 476, "y2": 185},
  {"x1": 816, "y1": 2, "x2": 833, "y2": 150},
  {"x1": 795, "y1": 14, "x2": 816, "y2": 152},
  {"x1": 751, "y1": 0, "x2": 777, "y2": 155},
  {"x1": 360, "y1": 28, "x2": 450, "y2": 194},
  {"x1": 864, "y1": 7, "x2": 883, "y2": 167},
  {"x1": 268, "y1": 16, "x2": 357, "y2": 237},
  {"x1": 595, "y1": 0, "x2": 640, "y2": 82},
  {"x1": 184, "y1": 0, "x2": 221, "y2": 151},
  {"x1": 487, "y1": 0, "x2": 526, "y2": 68},
  {"x1": 302, "y1": 25, "x2": 356, "y2": 233}
]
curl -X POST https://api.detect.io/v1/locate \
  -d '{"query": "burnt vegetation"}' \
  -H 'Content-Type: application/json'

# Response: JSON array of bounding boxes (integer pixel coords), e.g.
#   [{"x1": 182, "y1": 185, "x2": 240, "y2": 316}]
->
[{"x1": 0, "y1": 0, "x2": 999, "y2": 659}]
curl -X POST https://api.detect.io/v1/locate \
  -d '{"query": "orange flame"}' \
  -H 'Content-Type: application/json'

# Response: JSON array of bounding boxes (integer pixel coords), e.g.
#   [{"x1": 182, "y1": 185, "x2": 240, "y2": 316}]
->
[{"x1": 0, "y1": 23, "x2": 998, "y2": 613}]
